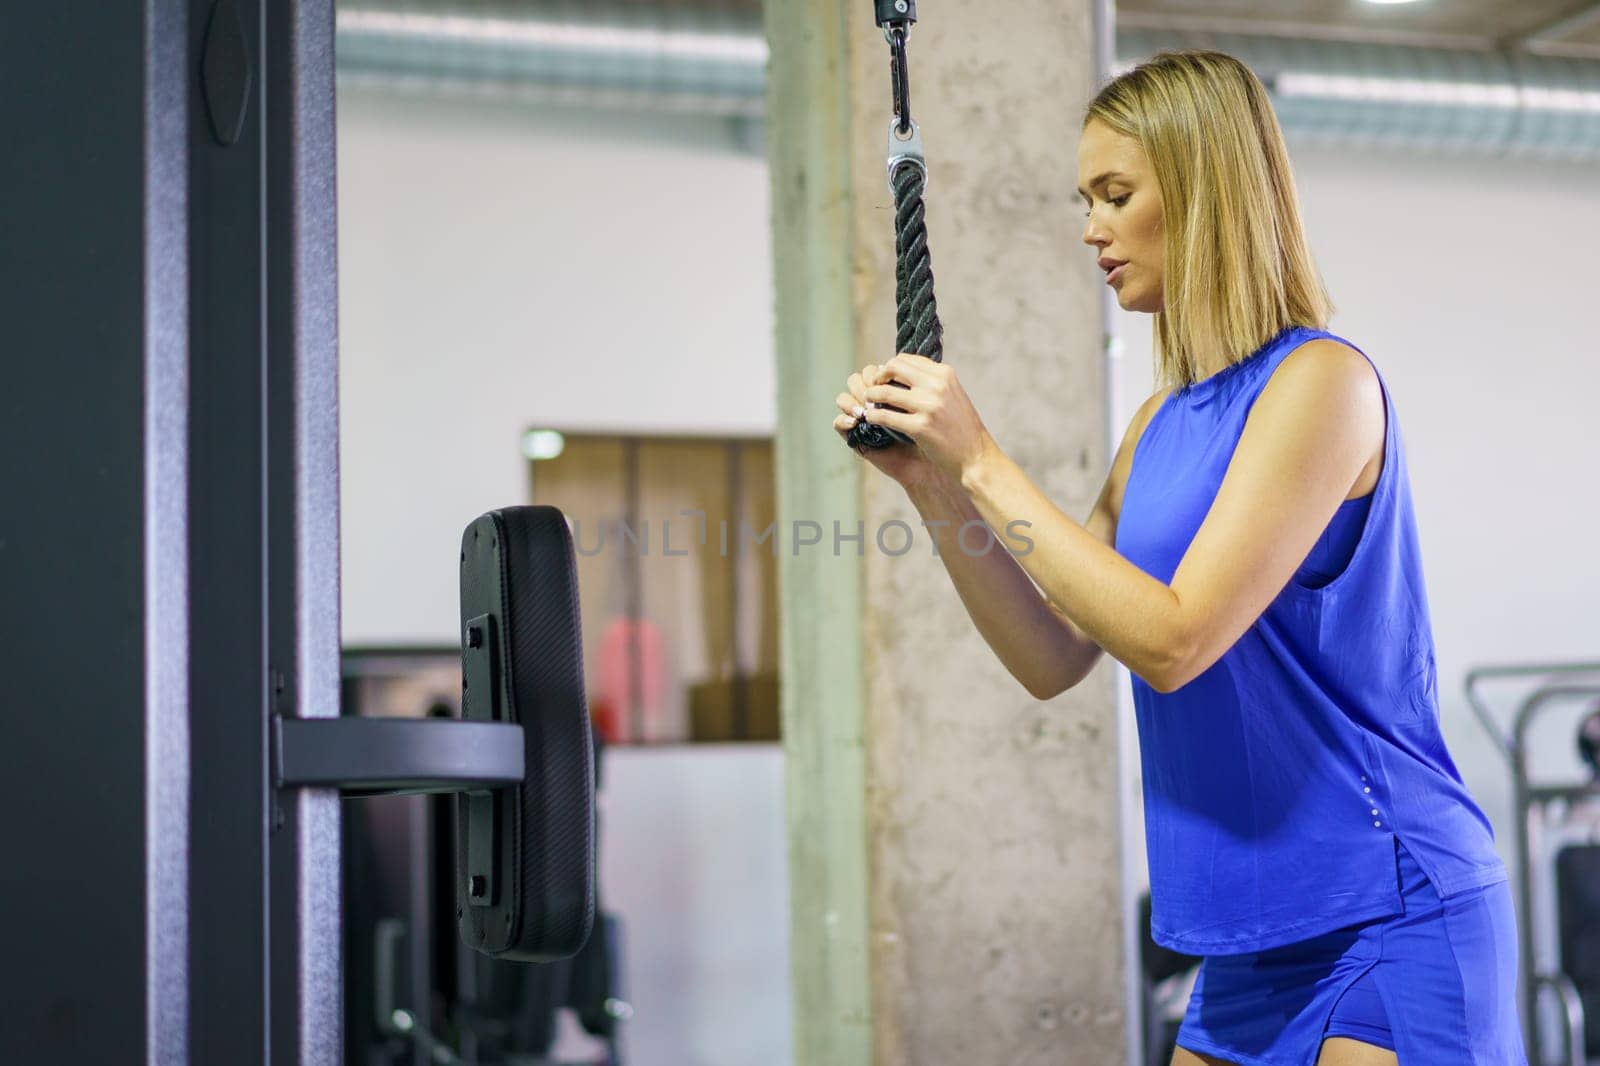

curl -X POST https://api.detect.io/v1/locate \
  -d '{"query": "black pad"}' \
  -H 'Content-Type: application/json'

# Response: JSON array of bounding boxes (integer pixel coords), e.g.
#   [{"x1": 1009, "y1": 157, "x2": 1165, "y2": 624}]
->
[
  {"x1": 458, "y1": 505, "x2": 596, "y2": 961},
  {"x1": 1139, "y1": 892, "x2": 1200, "y2": 984},
  {"x1": 1557, "y1": 844, "x2": 1600, "y2": 1056}
]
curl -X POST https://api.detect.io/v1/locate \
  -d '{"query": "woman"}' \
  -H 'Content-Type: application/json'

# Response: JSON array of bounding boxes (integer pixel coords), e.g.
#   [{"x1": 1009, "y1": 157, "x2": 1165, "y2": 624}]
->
[{"x1": 832, "y1": 50, "x2": 1524, "y2": 1066}]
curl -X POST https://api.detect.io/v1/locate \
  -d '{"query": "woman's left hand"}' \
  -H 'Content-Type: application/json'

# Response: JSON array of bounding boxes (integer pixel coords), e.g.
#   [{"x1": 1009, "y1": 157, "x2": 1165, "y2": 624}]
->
[{"x1": 860, "y1": 352, "x2": 997, "y2": 483}]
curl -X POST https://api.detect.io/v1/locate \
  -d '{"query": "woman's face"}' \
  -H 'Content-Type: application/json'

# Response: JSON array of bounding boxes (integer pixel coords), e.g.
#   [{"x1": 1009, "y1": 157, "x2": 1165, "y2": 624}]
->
[{"x1": 1077, "y1": 120, "x2": 1165, "y2": 314}]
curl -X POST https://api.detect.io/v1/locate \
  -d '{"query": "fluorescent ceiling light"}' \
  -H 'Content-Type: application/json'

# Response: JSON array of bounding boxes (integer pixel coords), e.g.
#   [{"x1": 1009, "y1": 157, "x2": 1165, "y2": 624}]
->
[
  {"x1": 521, "y1": 430, "x2": 566, "y2": 462},
  {"x1": 337, "y1": 10, "x2": 769, "y2": 64},
  {"x1": 1275, "y1": 72, "x2": 1600, "y2": 114}
]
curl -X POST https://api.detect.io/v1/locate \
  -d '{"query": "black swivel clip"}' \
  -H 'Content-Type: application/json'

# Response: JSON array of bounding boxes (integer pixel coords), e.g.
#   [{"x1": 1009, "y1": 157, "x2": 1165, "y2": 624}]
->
[
  {"x1": 872, "y1": 1, "x2": 923, "y2": 192},
  {"x1": 873, "y1": 0, "x2": 916, "y2": 30}
]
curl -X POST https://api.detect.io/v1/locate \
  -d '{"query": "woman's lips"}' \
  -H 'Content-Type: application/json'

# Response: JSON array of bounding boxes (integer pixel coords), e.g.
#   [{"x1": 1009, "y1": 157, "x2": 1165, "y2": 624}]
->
[{"x1": 1106, "y1": 263, "x2": 1128, "y2": 286}]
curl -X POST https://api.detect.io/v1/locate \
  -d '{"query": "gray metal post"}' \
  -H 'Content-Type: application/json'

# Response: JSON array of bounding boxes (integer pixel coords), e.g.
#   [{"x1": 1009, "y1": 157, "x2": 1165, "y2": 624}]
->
[
  {"x1": 1, "y1": 2, "x2": 346, "y2": 1062},
  {"x1": 0, "y1": 3, "x2": 195, "y2": 1062},
  {"x1": 264, "y1": 0, "x2": 344, "y2": 1062}
]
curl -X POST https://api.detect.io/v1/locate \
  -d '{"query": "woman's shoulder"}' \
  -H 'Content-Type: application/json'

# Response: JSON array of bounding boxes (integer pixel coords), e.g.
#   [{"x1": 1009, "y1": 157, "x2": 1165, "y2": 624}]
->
[
  {"x1": 1262, "y1": 336, "x2": 1382, "y2": 419},
  {"x1": 1132, "y1": 386, "x2": 1175, "y2": 434},
  {"x1": 1276, "y1": 329, "x2": 1375, "y2": 380}
]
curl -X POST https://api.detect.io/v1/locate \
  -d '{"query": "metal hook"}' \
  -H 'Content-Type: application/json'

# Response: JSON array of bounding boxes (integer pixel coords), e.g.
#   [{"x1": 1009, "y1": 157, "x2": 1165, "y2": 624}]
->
[{"x1": 886, "y1": 26, "x2": 911, "y2": 134}]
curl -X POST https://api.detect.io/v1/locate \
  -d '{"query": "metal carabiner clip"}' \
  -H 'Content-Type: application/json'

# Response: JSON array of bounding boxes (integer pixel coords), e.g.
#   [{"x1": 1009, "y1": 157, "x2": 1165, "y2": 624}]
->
[{"x1": 886, "y1": 117, "x2": 927, "y2": 196}]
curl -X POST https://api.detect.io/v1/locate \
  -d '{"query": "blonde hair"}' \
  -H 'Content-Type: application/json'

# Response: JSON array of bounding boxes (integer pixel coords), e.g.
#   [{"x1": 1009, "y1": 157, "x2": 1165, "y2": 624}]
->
[{"x1": 1084, "y1": 50, "x2": 1334, "y2": 390}]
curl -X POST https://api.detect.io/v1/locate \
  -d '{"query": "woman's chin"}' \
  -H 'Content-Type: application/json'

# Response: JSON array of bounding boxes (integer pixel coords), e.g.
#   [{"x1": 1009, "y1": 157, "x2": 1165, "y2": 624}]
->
[{"x1": 1116, "y1": 288, "x2": 1159, "y2": 315}]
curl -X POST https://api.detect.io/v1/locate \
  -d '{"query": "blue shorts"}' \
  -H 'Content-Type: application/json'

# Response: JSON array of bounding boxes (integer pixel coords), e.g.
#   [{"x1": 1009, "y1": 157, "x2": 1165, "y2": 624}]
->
[{"x1": 1176, "y1": 841, "x2": 1526, "y2": 1065}]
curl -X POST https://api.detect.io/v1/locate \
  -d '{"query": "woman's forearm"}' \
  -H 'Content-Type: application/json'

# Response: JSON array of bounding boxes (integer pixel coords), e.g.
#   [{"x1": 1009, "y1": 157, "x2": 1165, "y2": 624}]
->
[
  {"x1": 903, "y1": 470, "x2": 1104, "y2": 699},
  {"x1": 959, "y1": 444, "x2": 1186, "y2": 691}
]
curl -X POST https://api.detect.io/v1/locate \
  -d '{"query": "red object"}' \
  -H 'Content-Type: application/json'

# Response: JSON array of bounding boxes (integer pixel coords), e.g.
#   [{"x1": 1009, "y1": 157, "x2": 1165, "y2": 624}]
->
[
  {"x1": 590, "y1": 694, "x2": 622, "y2": 746},
  {"x1": 592, "y1": 617, "x2": 667, "y2": 743}
]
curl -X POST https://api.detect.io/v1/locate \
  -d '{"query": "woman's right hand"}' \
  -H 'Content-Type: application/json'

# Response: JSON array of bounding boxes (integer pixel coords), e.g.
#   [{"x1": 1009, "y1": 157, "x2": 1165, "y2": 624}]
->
[{"x1": 833, "y1": 363, "x2": 943, "y2": 491}]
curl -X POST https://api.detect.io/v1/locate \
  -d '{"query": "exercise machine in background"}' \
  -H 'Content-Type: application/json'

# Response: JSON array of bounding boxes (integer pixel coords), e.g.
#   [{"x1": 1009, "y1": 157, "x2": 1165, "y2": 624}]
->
[
  {"x1": 342, "y1": 645, "x2": 629, "y2": 1066},
  {"x1": 1468, "y1": 661, "x2": 1600, "y2": 1066}
]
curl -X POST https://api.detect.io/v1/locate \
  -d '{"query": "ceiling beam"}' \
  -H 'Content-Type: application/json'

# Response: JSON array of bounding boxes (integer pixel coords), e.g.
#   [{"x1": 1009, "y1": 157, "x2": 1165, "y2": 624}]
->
[
  {"x1": 1515, "y1": 1, "x2": 1600, "y2": 44},
  {"x1": 1510, "y1": 1, "x2": 1600, "y2": 56}
]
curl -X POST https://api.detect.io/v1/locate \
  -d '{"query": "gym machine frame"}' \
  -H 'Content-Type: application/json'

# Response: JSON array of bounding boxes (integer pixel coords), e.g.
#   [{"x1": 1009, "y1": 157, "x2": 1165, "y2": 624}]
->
[
  {"x1": 0, "y1": 3, "x2": 592, "y2": 1062},
  {"x1": 1468, "y1": 661, "x2": 1600, "y2": 1066}
]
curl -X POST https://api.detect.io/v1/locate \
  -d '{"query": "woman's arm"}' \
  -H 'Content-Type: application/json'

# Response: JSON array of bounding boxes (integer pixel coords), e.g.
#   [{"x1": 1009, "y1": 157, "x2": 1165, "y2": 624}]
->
[
  {"x1": 904, "y1": 470, "x2": 1099, "y2": 700},
  {"x1": 947, "y1": 338, "x2": 1383, "y2": 693},
  {"x1": 903, "y1": 387, "x2": 1170, "y2": 700}
]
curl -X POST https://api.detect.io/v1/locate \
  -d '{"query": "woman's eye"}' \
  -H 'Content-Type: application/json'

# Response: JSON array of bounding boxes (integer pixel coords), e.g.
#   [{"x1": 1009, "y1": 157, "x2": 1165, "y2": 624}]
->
[{"x1": 1083, "y1": 194, "x2": 1131, "y2": 218}]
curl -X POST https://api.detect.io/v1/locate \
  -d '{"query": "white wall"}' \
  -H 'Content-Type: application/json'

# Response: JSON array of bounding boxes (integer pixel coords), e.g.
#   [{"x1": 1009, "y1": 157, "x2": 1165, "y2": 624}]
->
[
  {"x1": 337, "y1": 87, "x2": 774, "y2": 646},
  {"x1": 592, "y1": 745, "x2": 791, "y2": 1066}
]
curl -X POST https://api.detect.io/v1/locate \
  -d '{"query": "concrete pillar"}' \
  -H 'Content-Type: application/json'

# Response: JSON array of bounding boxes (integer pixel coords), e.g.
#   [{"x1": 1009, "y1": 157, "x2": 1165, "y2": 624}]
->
[{"x1": 768, "y1": 3, "x2": 1125, "y2": 1064}]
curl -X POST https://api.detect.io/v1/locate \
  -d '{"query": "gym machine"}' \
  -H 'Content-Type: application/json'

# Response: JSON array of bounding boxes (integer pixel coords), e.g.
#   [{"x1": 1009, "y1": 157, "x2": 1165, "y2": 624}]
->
[{"x1": 1468, "y1": 661, "x2": 1600, "y2": 1066}]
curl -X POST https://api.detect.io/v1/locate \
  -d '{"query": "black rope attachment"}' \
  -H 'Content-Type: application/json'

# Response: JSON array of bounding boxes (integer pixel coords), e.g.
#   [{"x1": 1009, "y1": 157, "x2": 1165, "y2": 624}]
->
[{"x1": 847, "y1": 4, "x2": 945, "y2": 453}]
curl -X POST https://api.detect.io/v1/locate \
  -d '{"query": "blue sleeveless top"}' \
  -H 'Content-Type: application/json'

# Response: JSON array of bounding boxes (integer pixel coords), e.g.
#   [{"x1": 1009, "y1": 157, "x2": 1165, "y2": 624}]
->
[{"x1": 1114, "y1": 325, "x2": 1506, "y2": 956}]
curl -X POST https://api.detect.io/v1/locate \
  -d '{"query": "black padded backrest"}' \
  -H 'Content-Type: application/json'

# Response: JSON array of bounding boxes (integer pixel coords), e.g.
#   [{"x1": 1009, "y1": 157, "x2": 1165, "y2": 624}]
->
[
  {"x1": 458, "y1": 506, "x2": 595, "y2": 961},
  {"x1": 1556, "y1": 843, "x2": 1600, "y2": 1054}
]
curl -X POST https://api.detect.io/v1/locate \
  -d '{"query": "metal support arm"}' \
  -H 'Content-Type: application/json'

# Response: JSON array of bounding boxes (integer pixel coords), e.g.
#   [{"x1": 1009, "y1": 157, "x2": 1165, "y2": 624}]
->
[{"x1": 274, "y1": 715, "x2": 525, "y2": 796}]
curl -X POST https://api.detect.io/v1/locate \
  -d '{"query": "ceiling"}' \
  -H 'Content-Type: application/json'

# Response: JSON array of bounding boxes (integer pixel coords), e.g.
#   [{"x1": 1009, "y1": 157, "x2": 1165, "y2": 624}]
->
[
  {"x1": 1112, "y1": 1, "x2": 1600, "y2": 56},
  {"x1": 417, "y1": 0, "x2": 1600, "y2": 54},
  {"x1": 335, "y1": 1, "x2": 1600, "y2": 158},
  {"x1": 644, "y1": 0, "x2": 1600, "y2": 57}
]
